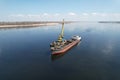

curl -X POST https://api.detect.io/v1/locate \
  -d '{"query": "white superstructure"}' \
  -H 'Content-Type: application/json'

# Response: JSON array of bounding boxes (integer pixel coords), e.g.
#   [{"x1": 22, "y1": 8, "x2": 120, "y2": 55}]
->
[{"x1": 72, "y1": 35, "x2": 81, "y2": 40}]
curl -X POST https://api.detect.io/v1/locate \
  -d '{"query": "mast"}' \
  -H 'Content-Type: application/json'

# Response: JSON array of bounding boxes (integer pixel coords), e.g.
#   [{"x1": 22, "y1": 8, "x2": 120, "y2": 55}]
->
[{"x1": 57, "y1": 19, "x2": 64, "y2": 42}]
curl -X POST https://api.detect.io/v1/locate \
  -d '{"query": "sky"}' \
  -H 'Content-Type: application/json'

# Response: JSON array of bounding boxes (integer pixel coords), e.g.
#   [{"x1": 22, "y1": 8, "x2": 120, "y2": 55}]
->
[{"x1": 0, "y1": 0, "x2": 120, "y2": 21}]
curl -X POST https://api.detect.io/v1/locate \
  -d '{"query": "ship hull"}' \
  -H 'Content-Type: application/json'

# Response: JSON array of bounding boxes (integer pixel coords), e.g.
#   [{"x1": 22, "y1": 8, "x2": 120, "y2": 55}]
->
[{"x1": 52, "y1": 39, "x2": 80, "y2": 55}]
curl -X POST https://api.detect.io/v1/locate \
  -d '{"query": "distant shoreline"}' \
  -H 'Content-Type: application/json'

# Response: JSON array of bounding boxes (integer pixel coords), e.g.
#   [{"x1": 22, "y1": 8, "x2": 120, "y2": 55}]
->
[
  {"x1": 0, "y1": 23, "x2": 59, "y2": 28},
  {"x1": 99, "y1": 21, "x2": 120, "y2": 23},
  {"x1": 0, "y1": 21, "x2": 73, "y2": 29}
]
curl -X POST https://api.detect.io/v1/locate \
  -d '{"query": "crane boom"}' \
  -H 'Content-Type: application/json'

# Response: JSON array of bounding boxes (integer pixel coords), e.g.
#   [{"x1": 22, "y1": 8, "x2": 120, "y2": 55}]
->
[
  {"x1": 57, "y1": 19, "x2": 64, "y2": 42},
  {"x1": 61, "y1": 19, "x2": 64, "y2": 38}
]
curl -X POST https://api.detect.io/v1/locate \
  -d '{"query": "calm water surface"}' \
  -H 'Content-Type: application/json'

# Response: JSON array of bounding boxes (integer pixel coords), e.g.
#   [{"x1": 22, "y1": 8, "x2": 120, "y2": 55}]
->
[{"x1": 0, "y1": 22, "x2": 120, "y2": 80}]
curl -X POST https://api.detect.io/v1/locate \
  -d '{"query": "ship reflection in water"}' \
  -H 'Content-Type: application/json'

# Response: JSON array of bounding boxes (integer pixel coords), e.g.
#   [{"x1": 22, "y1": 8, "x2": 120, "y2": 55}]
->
[{"x1": 51, "y1": 53, "x2": 66, "y2": 61}]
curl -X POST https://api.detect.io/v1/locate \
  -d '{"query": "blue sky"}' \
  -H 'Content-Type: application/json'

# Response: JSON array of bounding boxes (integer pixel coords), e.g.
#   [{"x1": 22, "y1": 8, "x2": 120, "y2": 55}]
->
[{"x1": 0, "y1": 0, "x2": 120, "y2": 21}]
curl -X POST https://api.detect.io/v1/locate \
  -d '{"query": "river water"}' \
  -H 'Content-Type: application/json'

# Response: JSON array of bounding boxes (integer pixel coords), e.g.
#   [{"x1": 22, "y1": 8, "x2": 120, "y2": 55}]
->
[{"x1": 0, "y1": 22, "x2": 120, "y2": 80}]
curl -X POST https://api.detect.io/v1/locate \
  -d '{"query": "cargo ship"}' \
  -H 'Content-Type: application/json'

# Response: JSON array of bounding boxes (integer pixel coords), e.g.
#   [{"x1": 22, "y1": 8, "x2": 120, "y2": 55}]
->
[{"x1": 50, "y1": 19, "x2": 81, "y2": 55}]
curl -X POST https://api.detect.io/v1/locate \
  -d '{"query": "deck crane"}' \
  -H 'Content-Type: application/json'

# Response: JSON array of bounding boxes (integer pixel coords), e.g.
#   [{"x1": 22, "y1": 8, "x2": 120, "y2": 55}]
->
[
  {"x1": 57, "y1": 19, "x2": 64, "y2": 42},
  {"x1": 50, "y1": 19, "x2": 81, "y2": 54}
]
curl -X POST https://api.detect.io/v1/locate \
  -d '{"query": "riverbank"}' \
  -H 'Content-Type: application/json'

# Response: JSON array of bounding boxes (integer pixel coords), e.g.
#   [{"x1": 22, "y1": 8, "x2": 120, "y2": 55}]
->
[
  {"x1": 0, "y1": 23, "x2": 59, "y2": 28},
  {"x1": 0, "y1": 21, "x2": 73, "y2": 28}
]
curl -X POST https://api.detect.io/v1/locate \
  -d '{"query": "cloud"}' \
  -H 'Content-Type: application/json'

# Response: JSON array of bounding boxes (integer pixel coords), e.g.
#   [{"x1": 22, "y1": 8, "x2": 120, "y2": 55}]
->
[
  {"x1": 54, "y1": 13, "x2": 60, "y2": 16},
  {"x1": 9, "y1": 13, "x2": 49, "y2": 18},
  {"x1": 68, "y1": 12, "x2": 76, "y2": 16},
  {"x1": 43, "y1": 13, "x2": 49, "y2": 16},
  {"x1": 91, "y1": 13, "x2": 97, "y2": 15},
  {"x1": 10, "y1": 14, "x2": 25, "y2": 17},
  {"x1": 102, "y1": 41, "x2": 113, "y2": 54},
  {"x1": 5, "y1": 12, "x2": 120, "y2": 21},
  {"x1": 82, "y1": 13, "x2": 89, "y2": 16},
  {"x1": 27, "y1": 14, "x2": 41, "y2": 18},
  {"x1": 90, "y1": 13, "x2": 102, "y2": 16}
]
